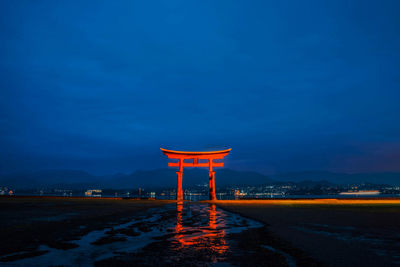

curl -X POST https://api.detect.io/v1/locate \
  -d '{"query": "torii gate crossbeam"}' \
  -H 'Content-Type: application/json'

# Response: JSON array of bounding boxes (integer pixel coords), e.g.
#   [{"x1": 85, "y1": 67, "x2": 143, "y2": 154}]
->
[{"x1": 161, "y1": 148, "x2": 231, "y2": 201}]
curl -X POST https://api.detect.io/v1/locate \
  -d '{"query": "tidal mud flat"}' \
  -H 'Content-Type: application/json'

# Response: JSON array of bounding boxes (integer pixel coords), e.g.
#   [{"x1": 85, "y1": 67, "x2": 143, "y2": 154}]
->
[
  {"x1": 216, "y1": 199, "x2": 400, "y2": 267},
  {"x1": 6, "y1": 197, "x2": 397, "y2": 266},
  {"x1": 0, "y1": 197, "x2": 318, "y2": 266},
  {"x1": 94, "y1": 203, "x2": 317, "y2": 267},
  {"x1": 0, "y1": 197, "x2": 173, "y2": 263}
]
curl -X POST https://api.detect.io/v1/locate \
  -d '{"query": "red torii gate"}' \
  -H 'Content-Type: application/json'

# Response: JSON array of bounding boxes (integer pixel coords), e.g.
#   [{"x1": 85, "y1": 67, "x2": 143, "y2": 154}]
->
[{"x1": 160, "y1": 148, "x2": 231, "y2": 201}]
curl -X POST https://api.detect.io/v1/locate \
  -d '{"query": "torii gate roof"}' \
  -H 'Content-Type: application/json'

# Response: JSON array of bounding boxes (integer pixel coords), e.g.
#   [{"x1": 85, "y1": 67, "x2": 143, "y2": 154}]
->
[{"x1": 160, "y1": 148, "x2": 231, "y2": 159}]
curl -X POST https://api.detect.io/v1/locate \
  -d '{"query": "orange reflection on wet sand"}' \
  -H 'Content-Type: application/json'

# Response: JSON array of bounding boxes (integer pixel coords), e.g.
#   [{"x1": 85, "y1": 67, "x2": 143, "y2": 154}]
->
[{"x1": 174, "y1": 203, "x2": 228, "y2": 255}]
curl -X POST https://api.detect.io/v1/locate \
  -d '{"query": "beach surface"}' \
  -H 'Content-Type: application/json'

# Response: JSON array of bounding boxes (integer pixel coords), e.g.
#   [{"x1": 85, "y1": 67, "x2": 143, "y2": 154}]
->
[
  {"x1": 0, "y1": 197, "x2": 173, "y2": 262},
  {"x1": 1, "y1": 197, "x2": 399, "y2": 266},
  {"x1": 215, "y1": 199, "x2": 400, "y2": 267},
  {"x1": 0, "y1": 196, "x2": 318, "y2": 266}
]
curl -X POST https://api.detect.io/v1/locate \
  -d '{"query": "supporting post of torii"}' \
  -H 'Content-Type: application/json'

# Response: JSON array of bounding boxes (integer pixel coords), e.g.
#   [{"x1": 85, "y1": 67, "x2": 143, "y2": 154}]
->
[
  {"x1": 177, "y1": 158, "x2": 183, "y2": 201},
  {"x1": 209, "y1": 160, "x2": 216, "y2": 201}
]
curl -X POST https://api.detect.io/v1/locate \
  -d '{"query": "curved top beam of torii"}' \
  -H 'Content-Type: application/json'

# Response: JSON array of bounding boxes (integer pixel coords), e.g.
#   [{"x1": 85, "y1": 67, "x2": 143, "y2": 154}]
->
[{"x1": 160, "y1": 148, "x2": 231, "y2": 160}]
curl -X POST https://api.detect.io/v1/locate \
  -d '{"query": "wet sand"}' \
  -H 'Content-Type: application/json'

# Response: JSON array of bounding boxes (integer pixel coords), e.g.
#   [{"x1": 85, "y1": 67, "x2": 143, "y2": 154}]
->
[
  {"x1": 0, "y1": 196, "x2": 173, "y2": 262},
  {"x1": 215, "y1": 199, "x2": 400, "y2": 267},
  {"x1": 0, "y1": 197, "x2": 316, "y2": 266},
  {"x1": 93, "y1": 202, "x2": 314, "y2": 267},
  {"x1": 2, "y1": 197, "x2": 398, "y2": 266}
]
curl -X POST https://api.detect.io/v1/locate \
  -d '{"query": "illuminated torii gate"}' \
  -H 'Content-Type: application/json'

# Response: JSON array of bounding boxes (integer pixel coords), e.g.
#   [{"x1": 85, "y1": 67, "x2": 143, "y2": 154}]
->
[{"x1": 160, "y1": 148, "x2": 231, "y2": 201}]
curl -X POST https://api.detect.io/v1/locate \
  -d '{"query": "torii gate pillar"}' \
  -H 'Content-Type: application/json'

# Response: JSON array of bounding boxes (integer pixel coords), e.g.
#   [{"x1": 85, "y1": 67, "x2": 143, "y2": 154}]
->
[
  {"x1": 208, "y1": 158, "x2": 216, "y2": 200},
  {"x1": 209, "y1": 171, "x2": 216, "y2": 201},
  {"x1": 176, "y1": 159, "x2": 183, "y2": 201},
  {"x1": 176, "y1": 171, "x2": 183, "y2": 201},
  {"x1": 161, "y1": 148, "x2": 231, "y2": 201}
]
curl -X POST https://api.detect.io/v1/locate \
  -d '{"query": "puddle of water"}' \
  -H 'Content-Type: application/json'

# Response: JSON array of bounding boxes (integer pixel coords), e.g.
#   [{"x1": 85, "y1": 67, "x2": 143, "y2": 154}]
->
[
  {"x1": 171, "y1": 203, "x2": 262, "y2": 260},
  {"x1": 4, "y1": 203, "x2": 263, "y2": 266}
]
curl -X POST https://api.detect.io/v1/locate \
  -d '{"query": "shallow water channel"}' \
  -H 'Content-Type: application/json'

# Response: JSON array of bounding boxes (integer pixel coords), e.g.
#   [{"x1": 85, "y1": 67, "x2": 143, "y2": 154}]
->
[{"x1": 5, "y1": 203, "x2": 291, "y2": 266}]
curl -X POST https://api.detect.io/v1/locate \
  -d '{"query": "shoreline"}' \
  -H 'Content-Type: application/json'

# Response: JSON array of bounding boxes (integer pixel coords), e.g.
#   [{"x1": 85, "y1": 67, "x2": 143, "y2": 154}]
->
[{"x1": 2, "y1": 195, "x2": 400, "y2": 203}]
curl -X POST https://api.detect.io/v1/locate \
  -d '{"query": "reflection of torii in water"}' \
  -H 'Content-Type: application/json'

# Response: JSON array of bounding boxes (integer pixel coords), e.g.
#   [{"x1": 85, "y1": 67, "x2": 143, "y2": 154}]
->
[
  {"x1": 174, "y1": 203, "x2": 228, "y2": 254},
  {"x1": 161, "y1": 148, "x2": 231, "y2": 201}
]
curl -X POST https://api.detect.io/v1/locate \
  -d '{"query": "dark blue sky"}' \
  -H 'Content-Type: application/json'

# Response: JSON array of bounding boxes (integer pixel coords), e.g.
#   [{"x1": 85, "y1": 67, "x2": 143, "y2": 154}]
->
[{"x1": 1, "y1": 0, "x2": 399, "y2": 175}]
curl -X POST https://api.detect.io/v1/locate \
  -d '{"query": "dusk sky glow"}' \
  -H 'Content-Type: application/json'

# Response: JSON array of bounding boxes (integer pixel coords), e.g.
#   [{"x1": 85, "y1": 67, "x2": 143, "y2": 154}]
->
[{"x1": 1, "y1": 1, "x2": 399, "y2": 175}]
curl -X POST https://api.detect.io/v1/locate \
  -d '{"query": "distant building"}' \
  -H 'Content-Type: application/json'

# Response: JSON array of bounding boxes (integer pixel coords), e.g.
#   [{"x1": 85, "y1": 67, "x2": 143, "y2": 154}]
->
[
  {"x1": 85, "y1": 189, "x2": 102, "y2": 197},
  {"x1": 339, "y1": 190, "x2": 380, "y2": 196},
  {"x1": 0, "y1": 187, "x2": 6, "y2": 195},
  {"x1": 234, "y1": 189, "x2": 246, "y2": 200}
]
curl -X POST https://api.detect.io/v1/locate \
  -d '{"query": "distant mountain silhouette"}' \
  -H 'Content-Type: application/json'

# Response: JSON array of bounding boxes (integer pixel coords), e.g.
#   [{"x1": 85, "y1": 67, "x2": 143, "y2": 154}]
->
[
  {"x1": 0, "y1": 168, "x2": 274, "y2": 189},
  {"x1": 0, "y1": 169, "x2": 104, "y2": 189},
  {"x1": 102, "y1": 168, "x2": 275, "y2": 189},
  {"x1": 1, "y1": 169, "x2": 399, "y2": 190}
]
